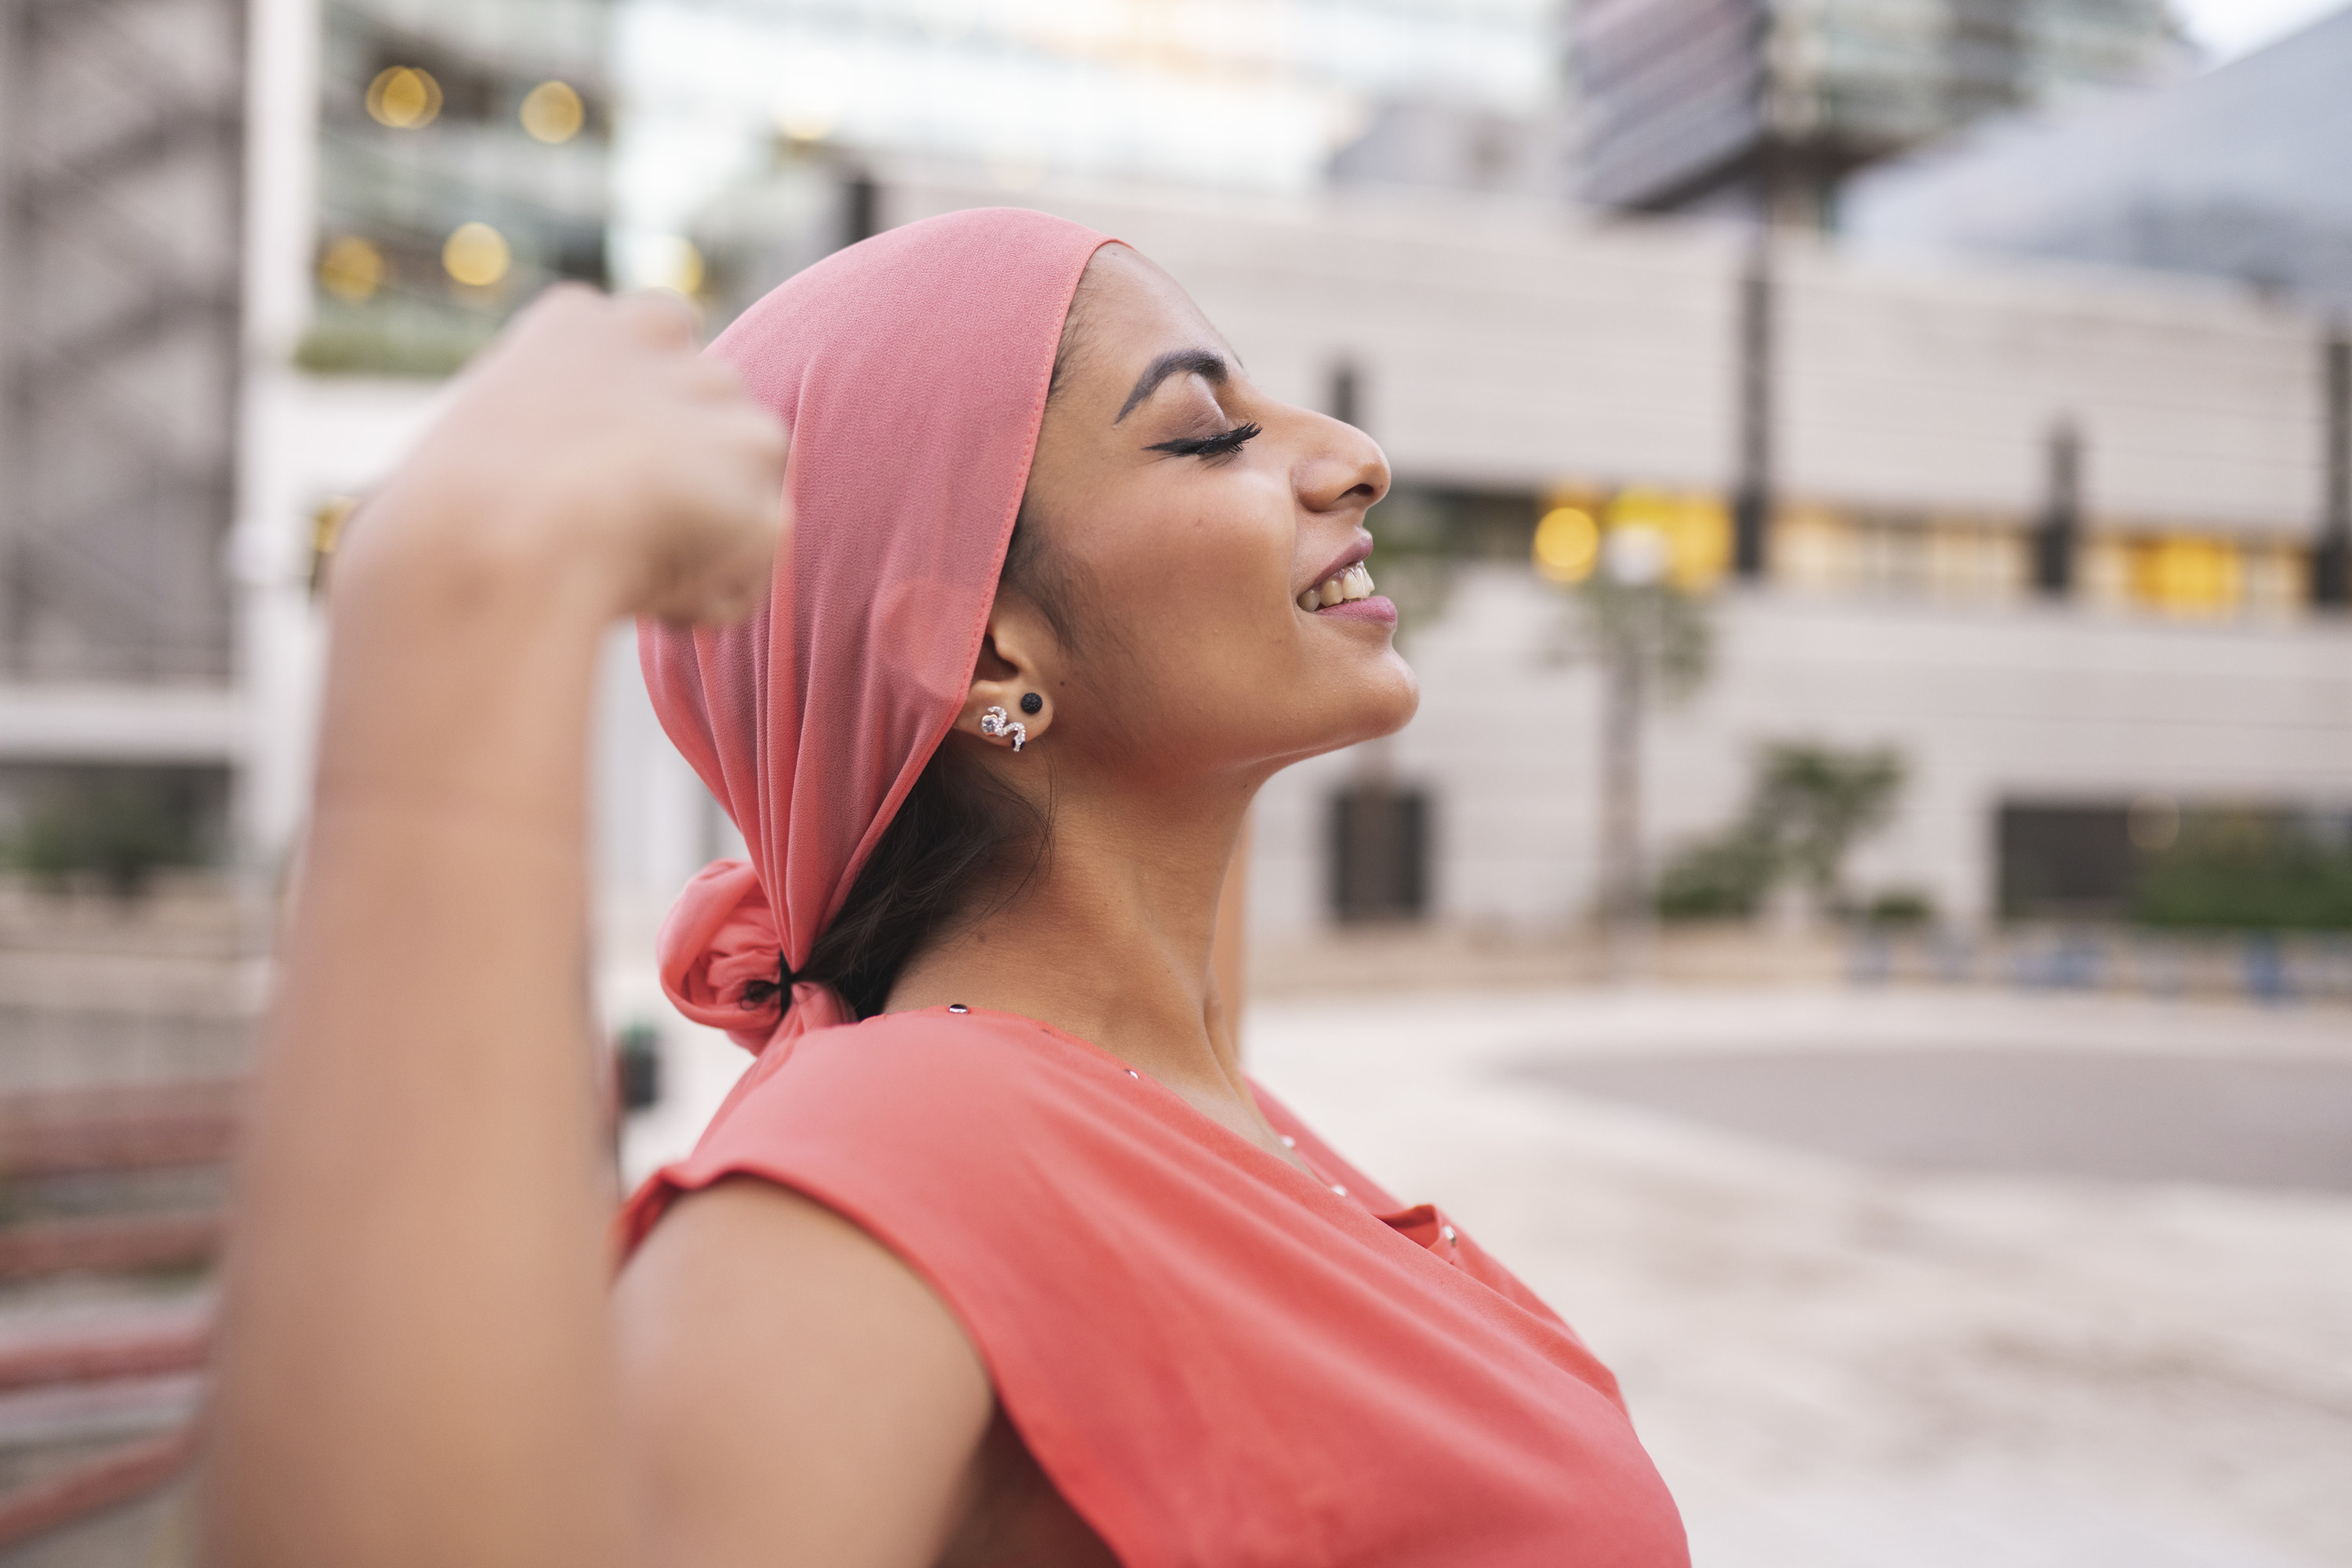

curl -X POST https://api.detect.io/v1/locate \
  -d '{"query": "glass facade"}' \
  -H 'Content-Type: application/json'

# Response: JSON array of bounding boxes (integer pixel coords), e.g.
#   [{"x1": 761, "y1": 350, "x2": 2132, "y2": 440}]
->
[
  {"x1": 1574, "y1": 0, "x2": 2188, "y2": 220},
  {"x1": 304, "y1": 0, "x2": 614, "y2": 376},
  {"x1": 611, "y1": 0, "x2": 1559, "y2": 289}
]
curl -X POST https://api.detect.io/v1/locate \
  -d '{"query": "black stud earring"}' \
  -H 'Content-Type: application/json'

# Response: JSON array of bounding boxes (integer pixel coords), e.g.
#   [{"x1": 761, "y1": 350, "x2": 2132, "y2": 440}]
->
[{"x1": 1019, "y1": 692, "x2": 1043, "y2": 715}]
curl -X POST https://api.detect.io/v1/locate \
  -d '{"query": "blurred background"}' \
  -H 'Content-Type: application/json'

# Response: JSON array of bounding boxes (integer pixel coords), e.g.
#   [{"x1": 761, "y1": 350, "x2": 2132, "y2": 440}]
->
[{"x1": 1, "y1": 0, "x2": 2348, "y2": 1561}]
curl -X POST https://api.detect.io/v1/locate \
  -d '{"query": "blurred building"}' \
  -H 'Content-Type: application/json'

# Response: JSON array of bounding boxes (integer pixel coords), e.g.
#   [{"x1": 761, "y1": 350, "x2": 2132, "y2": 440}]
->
[
  {"x1": 0, "y1": 0, "x2": 612, "y2": 890},
  {"x1": 237, "y1": 0, "x2": 616, "y2": 866},
  {"x1": 178, "y1": 0, "x2": 2352, "y2": 967},
  {"x1": 612, "y1": 0, "x2": 1562, "y2": 296},
  {"x1": 303, "y1": 0, "x2": 612, "y2": 376},
  {"x1": 0, "y1": 0, "x2": 249, "y2": 848},
  {"x1": 1843, "y1": 5, "x2": 2352, "y2": 314},
  {"x1": 1573, "y1": 0, "x2": 2190, "y2": 225},
  {"x1": 1327, "y1": 100, "x2": 1574, "y2": 199}
]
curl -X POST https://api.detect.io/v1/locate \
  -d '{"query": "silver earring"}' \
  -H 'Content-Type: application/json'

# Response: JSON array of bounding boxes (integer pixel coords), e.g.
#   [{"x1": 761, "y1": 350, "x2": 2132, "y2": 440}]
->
[{"x1": 978, "y1": 706, "x2": 1029, "y2": 753}]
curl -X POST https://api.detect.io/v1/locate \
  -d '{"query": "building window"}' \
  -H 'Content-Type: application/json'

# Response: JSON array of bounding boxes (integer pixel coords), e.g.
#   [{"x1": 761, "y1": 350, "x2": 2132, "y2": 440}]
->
[
  {"x1": 2128, "y1": 534, "x2": 2244, "y2": 616},
  {"x1": 1327, "y1": 784, "x2": 1430, "y2": 924},
  {"x1": 1998, "y1": 803, "x2": 2135, "y2": 921}
]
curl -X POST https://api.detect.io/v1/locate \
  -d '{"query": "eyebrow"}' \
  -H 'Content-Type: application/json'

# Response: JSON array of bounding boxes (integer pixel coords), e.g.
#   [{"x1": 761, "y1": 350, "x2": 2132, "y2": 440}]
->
[{"x1": 1115, "y1": 348, "x2": 1228, "y2": 423}]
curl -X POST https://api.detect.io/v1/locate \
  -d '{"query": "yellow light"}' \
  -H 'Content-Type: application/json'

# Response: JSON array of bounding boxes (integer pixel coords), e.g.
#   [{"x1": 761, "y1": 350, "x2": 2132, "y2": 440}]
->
[
  {"x1": 318, "y1": 235, "x2": 384, "y2": 302},
  {"x1": 1534, "y1": 506, "x2": 1599, "y2": 583},
  {"x1": 1667, "y1": 498, "x2": 1731, "y2": 591},
  {"x1": 668, "y1": 238, "x2": 706, "y2": 297},
  {"x1": 366, "y1": 66, "x2": 442, "y2": 129},
  {"x1": 2130, "y1": 535, "x2": 2241, "y2": 615},
  {"x1": 1606, "y1": 488, "x2": 1731, "y2": 592},
  {"x1": 309, "y1": 495, "x2": 358, "y2": 598},
  {"x1": 443, "y1": 222, "x2": 511, "y2": 288},
  {"x1": 778, "y1": 108, "x2": 836, "y2": 143},
  {"x1": 520, "y1": 80, "x2": 585, "y2": 143}
]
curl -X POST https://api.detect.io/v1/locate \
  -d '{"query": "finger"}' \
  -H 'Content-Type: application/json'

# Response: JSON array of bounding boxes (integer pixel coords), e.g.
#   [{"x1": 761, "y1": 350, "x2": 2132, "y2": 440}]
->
[
  {"x1": 648, "y1": 539, "x2": 773, "y2": 628},
  {"x1": 506, "y1": 281, "x2": 604, "y2": 341},
  {"x1": 615, "y1": 290, "x2": 701, "y2": 352},
  {"x1": 682, "y1": 356, "x2": 758, "y2": 407},
  {"x1": 724, "y1": 402, "x2": 790, "y2": 471},
  {"x1": 699, "y1": 487, "x2": 785, "y2": 622}
]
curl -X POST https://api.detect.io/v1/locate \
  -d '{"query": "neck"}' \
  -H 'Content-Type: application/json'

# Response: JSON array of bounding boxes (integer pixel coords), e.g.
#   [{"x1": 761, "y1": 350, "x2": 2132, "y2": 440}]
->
[{"x1": 886, "y1": 773, "x2": 1277, "y2": 1151}]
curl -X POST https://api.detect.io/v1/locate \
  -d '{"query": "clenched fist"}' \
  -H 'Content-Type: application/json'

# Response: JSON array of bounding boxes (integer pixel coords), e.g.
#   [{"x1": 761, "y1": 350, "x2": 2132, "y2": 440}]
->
[{"x1": 336, "y1": 286, "x2": 787, "y2": 628}]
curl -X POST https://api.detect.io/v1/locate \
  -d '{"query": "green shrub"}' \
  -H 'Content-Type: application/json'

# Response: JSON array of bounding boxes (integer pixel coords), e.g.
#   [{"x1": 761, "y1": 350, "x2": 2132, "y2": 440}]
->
[
  {"x1": 1860, "y1": 887, "x2": 1936, "y2": 926},
  {"x1": 1656, "y1": 826, "x2": 1777, "y2": 919},
  {"x1": 2132, "y1": 813, "x2": 2352, "y2": 931},
  {"x1": 1, "y1": 766, "x2": 224, "y2": 896},
  {"x1": 1655, "y1": 742, "x2": 1907, "y2": 921}
]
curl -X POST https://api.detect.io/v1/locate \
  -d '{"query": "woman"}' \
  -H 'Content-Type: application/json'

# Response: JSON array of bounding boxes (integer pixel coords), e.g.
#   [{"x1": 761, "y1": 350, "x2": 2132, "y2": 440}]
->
[{"x1": 205, "y1": 208, "x2": 1686, "y2": 1567}]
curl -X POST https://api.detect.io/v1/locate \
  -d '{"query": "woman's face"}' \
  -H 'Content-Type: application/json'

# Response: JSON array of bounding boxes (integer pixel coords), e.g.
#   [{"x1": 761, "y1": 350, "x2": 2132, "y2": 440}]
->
[{"x1": 989, "y1": 245, "x2": 1417, "y2": 791}]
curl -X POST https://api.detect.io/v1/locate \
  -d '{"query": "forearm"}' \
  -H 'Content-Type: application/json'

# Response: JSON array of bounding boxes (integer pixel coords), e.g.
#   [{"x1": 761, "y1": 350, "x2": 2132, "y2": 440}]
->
[
  {"x1": 205, "y1": 550, "x2": 637, "y2": 1567},
  {"x1": 198, "y1": 284, "x2": 781, "y2": 1567}
]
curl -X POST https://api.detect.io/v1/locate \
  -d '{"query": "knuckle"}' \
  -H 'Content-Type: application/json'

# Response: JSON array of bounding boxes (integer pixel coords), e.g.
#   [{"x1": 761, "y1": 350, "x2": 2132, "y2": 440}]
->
[
  {"x1": 744, "y1": 416, "x2": 789, "y2": 461},
  {"x1": 618, "y1": 290, "x2": 699, "y2": 347}
]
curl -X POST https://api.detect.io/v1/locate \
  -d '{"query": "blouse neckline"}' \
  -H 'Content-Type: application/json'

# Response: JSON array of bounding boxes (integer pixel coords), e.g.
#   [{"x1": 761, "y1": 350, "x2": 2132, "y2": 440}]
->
[{"x1": 899, "y1": 1002, "x2": 1377, "y2": 1218}]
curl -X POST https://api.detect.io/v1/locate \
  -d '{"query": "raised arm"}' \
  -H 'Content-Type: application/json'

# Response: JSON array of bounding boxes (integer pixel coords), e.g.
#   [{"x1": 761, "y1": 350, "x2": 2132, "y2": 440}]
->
[{"x1": 201, "y1": 289, "x2": 786, "y2": 1567}]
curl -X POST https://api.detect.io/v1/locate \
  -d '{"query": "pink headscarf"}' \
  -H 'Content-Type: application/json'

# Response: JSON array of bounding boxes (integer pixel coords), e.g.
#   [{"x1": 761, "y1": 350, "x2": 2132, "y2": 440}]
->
[{"x1": 642, "y1": 207, "x2": 1112, "y2": 1083}]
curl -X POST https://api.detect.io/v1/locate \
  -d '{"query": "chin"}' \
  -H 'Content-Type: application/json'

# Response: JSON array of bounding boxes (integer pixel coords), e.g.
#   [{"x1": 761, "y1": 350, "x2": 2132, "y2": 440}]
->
[
  {"x1": 1362, "y1": 657, "x2": 1421, "y2": 739},
  {"x1": 1298, "y1": 656, "x2": 1420, "y2": 762},
  {"x1": 1361, "y1": 636, "x2": 1417, "y2": 703}
]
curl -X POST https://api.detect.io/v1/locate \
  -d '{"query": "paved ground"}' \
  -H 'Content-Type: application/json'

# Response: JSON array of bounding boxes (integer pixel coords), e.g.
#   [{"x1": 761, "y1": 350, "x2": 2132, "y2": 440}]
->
[
  {"x1": 1245, "y1": 987, "x2": 2352, "y2": 1568},
  {"x1": 1507, "y1": 1050, "x2": 2352, "y2": 1189},
  {"x1": 622, "y1": 982, "x2": 2352, "y2": 1567}
]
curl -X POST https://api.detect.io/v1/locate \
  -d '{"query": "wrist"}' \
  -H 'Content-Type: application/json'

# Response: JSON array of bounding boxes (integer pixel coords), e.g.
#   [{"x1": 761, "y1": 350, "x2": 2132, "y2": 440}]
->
[
  {"x1": 314, "y1": 469, "x2": 618, "y2": 836},
  {"x1": 335, "y1": 451, "x2": 633, "y2": 638}
]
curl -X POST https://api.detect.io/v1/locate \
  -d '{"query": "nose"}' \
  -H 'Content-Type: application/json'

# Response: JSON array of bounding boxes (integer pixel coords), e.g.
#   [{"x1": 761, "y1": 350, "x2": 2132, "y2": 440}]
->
[{"x1": 1295, "y1": 409, "x2": 1389, "y2": 517}]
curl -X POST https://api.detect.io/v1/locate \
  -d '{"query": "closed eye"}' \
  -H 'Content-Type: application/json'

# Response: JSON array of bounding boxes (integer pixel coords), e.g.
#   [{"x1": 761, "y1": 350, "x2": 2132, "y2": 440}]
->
[{"x1": 1145, "y1": 422, "x2": 1261, "y2": 462}]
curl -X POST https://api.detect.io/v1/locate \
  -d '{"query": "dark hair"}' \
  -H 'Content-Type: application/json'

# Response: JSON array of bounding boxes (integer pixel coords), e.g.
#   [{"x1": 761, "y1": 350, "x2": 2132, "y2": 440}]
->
[
  {"x1": 772, "y1": 735, "x2": 1049, "y2": 1019},
  {"x1": 743, "y1": 287, "x2": 1092, "y2": 1022}
]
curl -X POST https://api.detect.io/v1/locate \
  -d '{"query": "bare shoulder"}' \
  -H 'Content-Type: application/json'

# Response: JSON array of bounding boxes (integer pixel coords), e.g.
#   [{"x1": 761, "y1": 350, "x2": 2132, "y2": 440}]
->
[{"x1": 613, "y1": 1177, "x2": 995, "y2": 1568}]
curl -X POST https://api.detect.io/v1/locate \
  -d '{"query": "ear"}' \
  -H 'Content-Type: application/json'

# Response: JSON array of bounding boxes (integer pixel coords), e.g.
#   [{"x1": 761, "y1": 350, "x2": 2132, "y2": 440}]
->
[{"x1": 957, "y1": 593, "x2": 1058, "y2": 753}]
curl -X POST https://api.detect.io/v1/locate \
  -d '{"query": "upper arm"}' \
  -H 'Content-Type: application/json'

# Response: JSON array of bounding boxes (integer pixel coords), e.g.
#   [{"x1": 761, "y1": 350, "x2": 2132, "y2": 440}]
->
[{"x1": 612, "y1": 1178, "x2": 996, "y2": 1568}]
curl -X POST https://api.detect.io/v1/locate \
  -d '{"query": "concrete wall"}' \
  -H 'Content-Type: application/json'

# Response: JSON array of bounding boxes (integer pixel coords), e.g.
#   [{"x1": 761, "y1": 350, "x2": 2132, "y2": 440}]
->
[
  {"x1": 1249, "y1": 568, "x2": 2352, "y2": 939},
  {"x1": 1773, "y1": 246, "x2": 2327, "y2": 532},
  {"x1": 890, "y1": 173, "x2": 2333, "y2": 536}
]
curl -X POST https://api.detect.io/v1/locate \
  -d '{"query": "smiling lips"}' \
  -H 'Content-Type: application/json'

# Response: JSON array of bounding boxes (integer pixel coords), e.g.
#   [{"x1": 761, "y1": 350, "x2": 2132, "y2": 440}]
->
[{"x1": 1297, "y1": 561, "x2": 1376, "y2": 612}]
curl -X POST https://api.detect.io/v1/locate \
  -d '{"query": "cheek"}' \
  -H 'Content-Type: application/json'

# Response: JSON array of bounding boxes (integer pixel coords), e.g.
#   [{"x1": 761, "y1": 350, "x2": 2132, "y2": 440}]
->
[
  {"x1": 1062, "y1": 482, "x2": 1288, "y2": 724},
  {"x1": 1152, "y1": 485, "x2": 1299, "y2": 656},
  {"x1": 1066, "y1": 471, "x2": 1412, "y2": 765}
]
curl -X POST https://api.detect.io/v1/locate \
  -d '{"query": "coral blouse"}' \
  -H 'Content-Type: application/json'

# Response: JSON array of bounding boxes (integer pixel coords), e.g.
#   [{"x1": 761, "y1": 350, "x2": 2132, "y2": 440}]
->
[{"x1": 623, "y1": 1006, "x2": 1687, "y2": 1568}]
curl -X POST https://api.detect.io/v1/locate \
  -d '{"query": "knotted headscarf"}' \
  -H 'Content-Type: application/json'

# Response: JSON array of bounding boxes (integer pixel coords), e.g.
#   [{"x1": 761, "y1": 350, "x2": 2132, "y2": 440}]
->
[{"x1": 641, "y1": 208, "x2": 1112, "y2": 1101}]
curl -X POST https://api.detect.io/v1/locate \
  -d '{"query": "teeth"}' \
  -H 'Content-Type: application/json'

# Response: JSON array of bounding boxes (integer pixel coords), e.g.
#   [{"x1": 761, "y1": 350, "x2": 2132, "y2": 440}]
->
[{"x1": 1298, "y1": 561, "x2": 1376, "y2": 612}]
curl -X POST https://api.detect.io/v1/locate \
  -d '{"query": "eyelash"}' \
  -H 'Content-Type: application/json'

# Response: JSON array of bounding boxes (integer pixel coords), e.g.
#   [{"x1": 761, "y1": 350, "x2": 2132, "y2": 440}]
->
[{"x1": 1146, "y1": 421, "x2": 1262, "y2": 462}]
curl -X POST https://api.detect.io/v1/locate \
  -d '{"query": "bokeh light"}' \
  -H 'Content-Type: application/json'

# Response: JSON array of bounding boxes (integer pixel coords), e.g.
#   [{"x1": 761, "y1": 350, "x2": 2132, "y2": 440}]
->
[
  {"x1": 645, "y1": 234, "x2": 706, "y2": 296},
  {"x1": 2132, "y1": 534, "x2": 2242, "y2": 615},
  {"x1": 1534, "y1": 506, "x2": 1599, "y2": 583},
  {"x1": 442, "y1": 222, "x2": 511, "y2": 288},
  {"x1": 1606, "y1": 489, "x2": 1732, "y2": 592},
  {"x1": 365, "y1": 66, "x2": 441, "y2": 129},
  {"x1": 520, "y1": 80, "x2": 585, "y2": 143},
  {"x1": 1603, "y1": 523, "x2": 1671, "y2": 587},
  {"x1": 317, "y1": 236, "x2": 383, "y2": 302}
]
